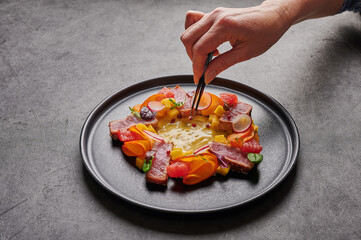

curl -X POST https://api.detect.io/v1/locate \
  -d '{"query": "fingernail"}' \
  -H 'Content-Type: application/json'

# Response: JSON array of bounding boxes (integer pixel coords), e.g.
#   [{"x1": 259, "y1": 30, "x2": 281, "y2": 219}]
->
[
  {"x1": 194, "y1": 75, "x2": 199, "y2": 85},
  {"x1": 205, "y1": 70, "x2": 217, "y2": 84}
]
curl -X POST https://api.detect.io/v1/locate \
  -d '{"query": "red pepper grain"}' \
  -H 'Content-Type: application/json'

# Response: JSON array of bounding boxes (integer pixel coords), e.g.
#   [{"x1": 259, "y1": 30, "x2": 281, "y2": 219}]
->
[{"x1": 192, "y1": 123, "x2": 196, "y2": 127}]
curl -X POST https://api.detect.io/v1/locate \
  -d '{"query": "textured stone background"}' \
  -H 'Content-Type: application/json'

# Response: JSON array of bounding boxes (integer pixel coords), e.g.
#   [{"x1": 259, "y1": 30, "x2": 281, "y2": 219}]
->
[{"x1": 1, "y1": 0, "x2": 360, "y2": 239}]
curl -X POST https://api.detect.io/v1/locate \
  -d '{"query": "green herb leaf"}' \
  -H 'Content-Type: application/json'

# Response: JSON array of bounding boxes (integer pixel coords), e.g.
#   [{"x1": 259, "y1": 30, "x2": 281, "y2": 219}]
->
[
  {"x1": 142, "y1": 156, "x2": 154, "y2": 172},
  {"x1": 129, "y1": 107, "x2": 141, "y2": 120},
  {"x1": 198, "y1": 154, "x2": 208, "y2": 161},
  {"x1": 247, "y1": 153, "x2": 263, "y2": 163},
  {"x1": 169, "y1": 98, "x2": 185, "y2": 109}
]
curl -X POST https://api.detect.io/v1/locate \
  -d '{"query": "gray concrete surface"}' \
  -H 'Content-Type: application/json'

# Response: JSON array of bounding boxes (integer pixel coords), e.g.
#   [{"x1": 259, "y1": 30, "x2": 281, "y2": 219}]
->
[{"x1": 1, "y1": 0, "x2": 361, "y2": 239}]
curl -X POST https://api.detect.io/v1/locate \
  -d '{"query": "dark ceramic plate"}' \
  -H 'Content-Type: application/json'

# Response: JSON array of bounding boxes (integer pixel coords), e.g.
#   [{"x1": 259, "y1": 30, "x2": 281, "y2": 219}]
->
[{"x1": 80, "y1": 75, "x2": 299, "y2": 214}]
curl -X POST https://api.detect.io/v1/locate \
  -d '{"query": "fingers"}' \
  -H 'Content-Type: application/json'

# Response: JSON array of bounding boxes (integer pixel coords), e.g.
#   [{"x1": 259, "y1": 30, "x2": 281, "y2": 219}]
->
[
  {"x1": 181, "y1": 12, "x2": 214, "y2": 61},
  {"x1": 191, "y1": 49, "x2": 220, "y2": 85},
  {"x1": 181, "y1": 7, "x2": 245, "y2": 84},
  {"x1": 204, "y1": 46, "x2": 251, "y2": 84},
  {"x1": 191, "y1": 24, "x2": 229, "y2": 83},
  {"x1": 184, "y1": 10, "x2": 205, "y2": 29}
]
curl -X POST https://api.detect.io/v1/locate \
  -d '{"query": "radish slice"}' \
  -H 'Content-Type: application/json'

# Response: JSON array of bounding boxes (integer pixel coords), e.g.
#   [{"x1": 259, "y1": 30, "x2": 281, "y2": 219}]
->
[
  {"x1": 193, "y1": 92, "x2": 212, "y2": 111},
  {"x1": 232, "y1": 114, "x2": 252, "y2": 133},
  {"x1": 143, "y1": 130, "x2": 164, "y2": 142},
  {"x1": 147, "y1": 101, "x2": 165, "y2": 112},
  {"x1": 193, "y1": 144, "x2": 210, "y2": 154}
]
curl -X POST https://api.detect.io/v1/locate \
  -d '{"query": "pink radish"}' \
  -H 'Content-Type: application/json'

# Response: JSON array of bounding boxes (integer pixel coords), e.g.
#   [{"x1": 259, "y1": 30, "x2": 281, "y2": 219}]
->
[
  {"x1": 147, "y1": 101, "x2": 165, "y2": 112},
  {"x1": 232, "y1": 114, "x2": 252, "y2": 133},
  {"x1": 193, "y1": 144, "x2": 210, "y2": 154},
  {"x1": 193, "y1": 92, "x2": 212, "y2": 111},
  {"x1": 143, "y1": 130, "x2": 164, "y2": 142}
]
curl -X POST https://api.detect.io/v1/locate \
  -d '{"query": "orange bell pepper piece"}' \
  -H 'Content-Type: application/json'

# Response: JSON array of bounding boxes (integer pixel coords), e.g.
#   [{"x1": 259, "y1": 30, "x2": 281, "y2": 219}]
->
[{"x1": 200, "y1": 93, "x2": 224, "y2": 116}]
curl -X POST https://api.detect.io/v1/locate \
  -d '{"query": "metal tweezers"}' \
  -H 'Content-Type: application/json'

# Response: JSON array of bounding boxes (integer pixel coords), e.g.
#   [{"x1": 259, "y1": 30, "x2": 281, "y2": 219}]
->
[{"x1": 189, "y1": 52, "x2": 214, "y2": 120}]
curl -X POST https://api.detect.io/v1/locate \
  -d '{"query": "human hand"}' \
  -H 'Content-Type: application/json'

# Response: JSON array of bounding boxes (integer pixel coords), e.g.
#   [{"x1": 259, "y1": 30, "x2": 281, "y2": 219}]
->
[{"x1": 180, "y1": 4, "x2": 291, "y2": 84}]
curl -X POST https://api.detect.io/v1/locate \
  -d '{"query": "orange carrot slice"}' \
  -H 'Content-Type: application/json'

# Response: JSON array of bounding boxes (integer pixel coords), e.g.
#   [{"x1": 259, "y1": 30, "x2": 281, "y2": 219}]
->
[
  {"x1": 129, "y1": 126, "x2": 154, "y2": 147},
  {"x1": 200, "y1": 93, "x2": 224, "y2": 116},
  {"x1": 133, "y1": 104, "x2": 142, "y2": 112},
  {"x1": 128, "y1": 126, "x2": 145, "y2": 139},
  {"x1": 189, "y1": 158, "x2": 207, "y2": 171},
  {"x1": 122, "y1": 140, "x2": 151, "y2": 157},
  {"x1": 227, "y1": 125, "x2": 254, "y2": 143},
  {"x1": 122, "y1": 145, "x2": 137, "y2": 156},
  {"x1": 254, "y1": 132, "x2": 259, "y2": 143},
  {"x1": 229, "y1": 126, "x2": 255, "y2": 149},
  {"x1": 179, "y1": 153, "x2": 218, "y2": 185},
  {"x1": 183, "y1": 174, "x2": 204, "y2": 185},
  {"x1": 183, "y1": 162, "x2": 216, "y2": 185}
]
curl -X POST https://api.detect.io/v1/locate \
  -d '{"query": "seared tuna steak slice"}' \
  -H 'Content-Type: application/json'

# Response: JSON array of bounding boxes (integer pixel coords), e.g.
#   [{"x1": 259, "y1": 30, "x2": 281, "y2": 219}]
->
[
  {"x1": 209, "y1": 141, "x2": 254, "y2": 174},
  {"x1": 172, "y1": 85, "x2": 192, "y2": 118},
  {"x1": 109, "y1": 115, "x2": 158, "y2": 140},
  {"x1": 219, "y1": 101, "x2": 252, "y2": 133},
  {"x1": 145, "y1": 142, "x2": 173, "y2": 185}
]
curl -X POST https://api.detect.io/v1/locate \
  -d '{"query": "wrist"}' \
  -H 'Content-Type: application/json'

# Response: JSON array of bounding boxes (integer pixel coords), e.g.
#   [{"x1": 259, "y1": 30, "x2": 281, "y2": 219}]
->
[
  {"x1": 260, "y1": 0, "x2": 300, "y2": 26},
  {"x1": 260, "y1": 0, "x2": 345, "y2": 24}
]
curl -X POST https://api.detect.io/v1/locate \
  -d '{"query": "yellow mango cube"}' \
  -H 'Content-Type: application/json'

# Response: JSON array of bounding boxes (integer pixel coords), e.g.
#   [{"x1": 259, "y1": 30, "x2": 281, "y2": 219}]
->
[
  {"x1": 183, "y1": 150, "x2": 193, "y2": 156},
  {"x1": 211, "y1": 117, "x2": 220, "y2": 129},
  {"x1": 167, "y1": 108, "x2": 179, "y2": 120},
  {"x1": 208, "y1": 114, "x2": 218, "y2": 123},
  {"x1": 135, "y1": 157, "x2": 145, "y2": 170},
  {"x1": 156, "y1": 110, "x2": 166, "y2": 118},
  {"x1": 192, "y1": 115, "x2": 208, "y2": 123},
  {"x1": 214, "y1": 135, "x2": 227, "y2": 144},
  {"x1": 136, "y1": 123, "x2": 148, "y2": 131},
  {"x1": 216, "y1": 166, "x2": 231, "y2": 176},
  {"x1": 161, "y1": 98, "x2": 173, "y2": 111},
  {"x1": 252, "y1": 123, "x2": 258, "y2": 133},
  {"x1": 214, "y1": 105, "x2": 225, "y2": 117},
  {"x1": 170, "y1": 148, "x2": 184, "y2": 160},
  {"x1": 147, "y1": 125, "x2": 156, "y2": 133}
]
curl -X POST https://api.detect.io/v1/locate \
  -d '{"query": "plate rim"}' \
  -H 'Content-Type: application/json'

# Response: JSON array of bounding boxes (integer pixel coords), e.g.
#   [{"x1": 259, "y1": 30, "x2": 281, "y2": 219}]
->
[{"x1": 80, "y1": 75, "x2": 300, "y2": 214}]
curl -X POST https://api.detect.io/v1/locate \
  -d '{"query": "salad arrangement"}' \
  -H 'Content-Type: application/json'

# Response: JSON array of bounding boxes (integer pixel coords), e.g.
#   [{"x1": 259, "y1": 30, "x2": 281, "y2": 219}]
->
[{"x1": 109, "y1": 85, "x2": 263, "y2": 186}]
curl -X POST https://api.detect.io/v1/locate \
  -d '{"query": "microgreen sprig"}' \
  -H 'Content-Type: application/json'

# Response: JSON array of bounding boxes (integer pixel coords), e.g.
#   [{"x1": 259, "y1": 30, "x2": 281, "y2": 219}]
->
[
  {"x1": 129, "y1": 107, "x2": 141, "y2": 120},
  {"x1": 169, "y1": 98, "x2": 185, "y2": 109}
]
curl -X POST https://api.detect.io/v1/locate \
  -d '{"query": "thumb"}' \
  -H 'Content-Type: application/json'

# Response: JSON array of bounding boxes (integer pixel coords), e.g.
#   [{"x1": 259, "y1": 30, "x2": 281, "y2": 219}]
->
[{"x1": 204, "y1": 47, "x2": 250, "y2": 84}]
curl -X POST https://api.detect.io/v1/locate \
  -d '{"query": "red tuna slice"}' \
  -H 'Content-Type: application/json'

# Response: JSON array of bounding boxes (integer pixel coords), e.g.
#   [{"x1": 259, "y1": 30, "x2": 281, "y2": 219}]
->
[
  {"x1": 158, "y1": 87, "x2": 175, "y2": 98},
  {"x1": 145, "y1": 141, "x2": 173, "y2": 185},
  {"x1": 219, "y1": 101, "x2": 253, "y2": 133},
  {"x1": 109, "y1": 115, "x2": 158, "y2": 140},
  {"x1": 172, "y1": 85, "x2": 193, "y2": 118},
  {"x1": 209, "y1": 141, "x2": 255, "y2": 174}
]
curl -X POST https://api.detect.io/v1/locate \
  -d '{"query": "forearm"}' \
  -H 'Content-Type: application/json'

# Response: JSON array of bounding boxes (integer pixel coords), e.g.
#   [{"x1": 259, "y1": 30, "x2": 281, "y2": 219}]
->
[{"x1": 262, "y1": 0, "x2": 345, "y2": 26}]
